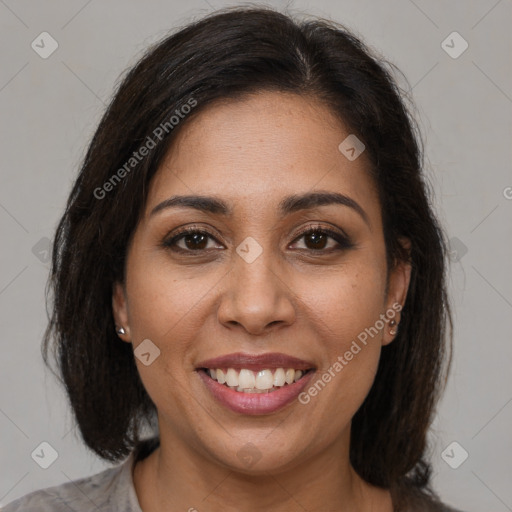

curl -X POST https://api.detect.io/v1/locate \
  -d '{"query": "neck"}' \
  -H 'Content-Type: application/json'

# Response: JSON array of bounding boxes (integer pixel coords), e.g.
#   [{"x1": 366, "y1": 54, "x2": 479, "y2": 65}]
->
[{"x1": 133, "y1": 427, "x2": 393, "y2": 512}]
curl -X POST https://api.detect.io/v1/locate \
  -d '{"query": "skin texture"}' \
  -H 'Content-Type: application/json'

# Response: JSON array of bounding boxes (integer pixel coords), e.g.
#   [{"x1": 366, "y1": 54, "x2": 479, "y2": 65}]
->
[{"x1": 112, "y1": 91, "x2": 411, "y2": 512}]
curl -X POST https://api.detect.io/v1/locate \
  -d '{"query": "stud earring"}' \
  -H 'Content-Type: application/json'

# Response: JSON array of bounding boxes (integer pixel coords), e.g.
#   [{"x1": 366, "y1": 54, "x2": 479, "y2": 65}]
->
[
  {"x1": 389, "y1": 319, "x2": 397, "y2": 336},
  {"x1": 116, "y1": 326, "x2": 126, "y2": 335}
]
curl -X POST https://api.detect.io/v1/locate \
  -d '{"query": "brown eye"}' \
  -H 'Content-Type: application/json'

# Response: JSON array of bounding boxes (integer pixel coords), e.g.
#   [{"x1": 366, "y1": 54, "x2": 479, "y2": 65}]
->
[
  {"x1": 163, "y1": 228, "x2": 223, "y2": 253},
  {"x1": 303, "y1": 230, "x2": 329, "y2": 250},
  {"x1": 180, "y1": 232, "x2": 209, "y2": 250},
  {"x1": 290, "y1": 227, "x2": 354, "y2": 253},
  {"x1": 163, "y1": 225, "x2": 354, "y2": 255}
]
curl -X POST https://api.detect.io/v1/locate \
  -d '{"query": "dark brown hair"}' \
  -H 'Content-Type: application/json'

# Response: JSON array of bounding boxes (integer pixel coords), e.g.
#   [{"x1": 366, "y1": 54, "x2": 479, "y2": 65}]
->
[{"x1": 42, "y1": 5, "x2": 453, "y2": 508}]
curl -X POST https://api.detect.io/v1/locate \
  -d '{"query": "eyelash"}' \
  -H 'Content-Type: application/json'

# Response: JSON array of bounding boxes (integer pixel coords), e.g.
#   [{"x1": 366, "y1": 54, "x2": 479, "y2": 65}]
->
[{"x1": 162, "y1": 224, "x2": 354, "y2": 255}]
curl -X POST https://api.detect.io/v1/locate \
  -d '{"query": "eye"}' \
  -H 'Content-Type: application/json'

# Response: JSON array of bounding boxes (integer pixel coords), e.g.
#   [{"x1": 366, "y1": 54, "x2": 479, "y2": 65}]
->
[
  {"x1": 162, "y1": 226, "x2": 223, "y2": 253},
  {"x1": 162, "y1": 224, "x2": 354, "y2": 255},
  {"x1": 290, "y1": 225, "x2": 354, "y2": 252}
]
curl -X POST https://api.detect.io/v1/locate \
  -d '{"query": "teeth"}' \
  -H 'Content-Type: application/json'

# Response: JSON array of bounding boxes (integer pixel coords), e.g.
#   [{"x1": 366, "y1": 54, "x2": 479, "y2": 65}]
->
[
  {"x1": 273, "y1": 368, "x2": 286, "y2": 387},
  {"x1": 225, "y1": 368, "x2": 238, "y2": 387},
  {"x1": 205, "y1": 367, "x2": 309, "y2": 392},
  {"x1": 216, "y1": 369, "x2": 226, "y2": 384},
  {"x1": 238, "y1": 369, "x2": 255, "y2": 389},
  {"x1": 255, "y1": 369, "x2": 274, "y2": 390}
]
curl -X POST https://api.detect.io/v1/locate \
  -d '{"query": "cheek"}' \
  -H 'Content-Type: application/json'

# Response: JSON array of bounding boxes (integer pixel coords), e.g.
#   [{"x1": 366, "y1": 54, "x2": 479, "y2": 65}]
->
[
  {"x1": 124, "y1": 271, "x2": 197, "y2": 428},
  {"x1": 122, "y1": 260, "x2": 192, "y2": 383},
  {"x1": 123, "y1": 254, "x2": 228, "y2": 412},
  {"x1": 294, "y1": 263, "x2": 386, "y2": 423},
  {"x1": 298, "y1": 332, "x2": 382, "y2": 447},
  {"x1": 295, "y1": 257, "x2": 387, "y2": 342},
  {"x1": 125, "y1": 257, "x2": 217, "y2": 341}
]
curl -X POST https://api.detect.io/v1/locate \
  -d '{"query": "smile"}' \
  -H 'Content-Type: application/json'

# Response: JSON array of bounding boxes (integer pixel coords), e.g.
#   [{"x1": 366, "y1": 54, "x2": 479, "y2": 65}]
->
[
  {"x1": 200, "y1": 367, "x2": 313, "y2": 392},
  {"x1": 195, "y1": 352, "x2": 316, "y2": 415}
]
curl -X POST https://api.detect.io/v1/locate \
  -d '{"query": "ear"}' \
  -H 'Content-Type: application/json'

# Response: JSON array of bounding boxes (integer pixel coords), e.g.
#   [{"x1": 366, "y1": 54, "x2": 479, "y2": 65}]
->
[
  {"x1": 382, "y1": 236, "x2": 412, "y2": 346},
  {"x1": 112, "y1": 281, "x2": 131, "y2": 342}
]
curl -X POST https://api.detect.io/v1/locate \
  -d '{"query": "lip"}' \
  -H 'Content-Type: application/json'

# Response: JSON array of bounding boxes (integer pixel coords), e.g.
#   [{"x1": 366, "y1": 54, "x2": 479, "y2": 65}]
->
[
  {"x1": 197, "y1": 367, "x2": 316, "y2": 415},
  {"x1": 195, "y1": 352, "x2": 315, "y2": 372}
]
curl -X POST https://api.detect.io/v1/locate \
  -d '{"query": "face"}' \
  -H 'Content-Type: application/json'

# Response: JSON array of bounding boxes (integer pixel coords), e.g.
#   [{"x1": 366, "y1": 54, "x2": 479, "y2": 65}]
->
[{"x1": 113, "y1": 91, "x2": 411, "y2": 474}]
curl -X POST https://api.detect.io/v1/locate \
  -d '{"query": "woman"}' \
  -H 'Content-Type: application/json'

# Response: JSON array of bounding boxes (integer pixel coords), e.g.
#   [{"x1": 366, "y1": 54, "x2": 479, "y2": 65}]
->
[{"x1": 4, "y1": 6, "x2": 462, "y2": 512}]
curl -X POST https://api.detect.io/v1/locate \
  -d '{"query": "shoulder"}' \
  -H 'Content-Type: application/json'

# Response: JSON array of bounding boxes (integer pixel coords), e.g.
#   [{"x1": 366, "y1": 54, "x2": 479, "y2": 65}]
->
[
  {"x1": 419, "y1": 501, "x2": 466, "y2": 512},
  {"x1": 401, "y1": 489, "x2": 466, "y2": 512},
  {"x1": 2, "y1": 457, "x2": 134, "y2": 512},
  {"x1": 425, "y1": 502, "x2": 466, "y2": 512},
  {"x1": 2, "y1": 437, "x2": 159, "y2": 512}
]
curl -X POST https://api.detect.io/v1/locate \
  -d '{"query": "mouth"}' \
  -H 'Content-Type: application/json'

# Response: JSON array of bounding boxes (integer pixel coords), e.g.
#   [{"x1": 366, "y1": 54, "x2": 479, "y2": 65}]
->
[
  {"x1": 195, "y1": 352, "x2": 316, "y2": 415},
  {"x1": 197, "y1": 367, "x2": 314, "y2": 393}
]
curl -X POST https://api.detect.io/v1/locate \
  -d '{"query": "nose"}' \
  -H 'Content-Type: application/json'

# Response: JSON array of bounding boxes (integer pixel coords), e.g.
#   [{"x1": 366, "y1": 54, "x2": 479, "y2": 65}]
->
[{"x1": 217, "y1": 245, "x2": 296, "y2": 336}]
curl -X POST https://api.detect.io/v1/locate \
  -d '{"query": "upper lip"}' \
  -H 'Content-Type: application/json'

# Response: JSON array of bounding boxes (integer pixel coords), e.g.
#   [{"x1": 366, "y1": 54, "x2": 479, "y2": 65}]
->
[{"x1": 195, "y1": 352, "x2": 315, "y2": 372}]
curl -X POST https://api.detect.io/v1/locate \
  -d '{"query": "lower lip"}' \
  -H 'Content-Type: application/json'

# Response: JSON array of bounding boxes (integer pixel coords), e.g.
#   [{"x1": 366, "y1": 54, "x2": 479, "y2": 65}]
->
[{"x1": 197, "y1": 369, "x2": 315, "y2": 415}]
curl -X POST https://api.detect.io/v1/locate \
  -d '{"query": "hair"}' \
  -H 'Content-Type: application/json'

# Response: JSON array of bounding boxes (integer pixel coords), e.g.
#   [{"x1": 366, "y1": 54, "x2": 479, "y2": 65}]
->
[{"x1": 42, "y1": 5, "x2": 453, "y2": 509}]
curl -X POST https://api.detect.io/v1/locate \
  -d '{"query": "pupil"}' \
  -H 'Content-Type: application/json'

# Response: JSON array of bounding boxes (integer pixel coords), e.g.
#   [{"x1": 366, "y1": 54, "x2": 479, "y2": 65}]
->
[
  {"x1": 182, "y1": 231, "x2": 328, "y2": 251},
  {"x1": 307, "y1": 231, "x2": 326, "y2": 250},
  {"x1": 185, "y1": 233, "x2": 207, "y2": 250}
]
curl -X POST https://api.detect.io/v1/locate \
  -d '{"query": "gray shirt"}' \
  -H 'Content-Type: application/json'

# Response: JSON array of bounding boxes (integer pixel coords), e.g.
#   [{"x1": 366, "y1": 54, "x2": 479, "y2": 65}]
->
[
  {"x1": 2, "y1": 440, "x2": 149, "y2": 512},
  {"x1": 2, "y1": 437, "x2": 464, "y2": 512}
]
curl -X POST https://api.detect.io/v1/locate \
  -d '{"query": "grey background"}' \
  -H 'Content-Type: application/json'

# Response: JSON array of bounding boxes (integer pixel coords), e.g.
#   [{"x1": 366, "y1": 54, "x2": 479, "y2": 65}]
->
[{"x1": 0, "y1": 0, "x2": 511, "y2": 510}]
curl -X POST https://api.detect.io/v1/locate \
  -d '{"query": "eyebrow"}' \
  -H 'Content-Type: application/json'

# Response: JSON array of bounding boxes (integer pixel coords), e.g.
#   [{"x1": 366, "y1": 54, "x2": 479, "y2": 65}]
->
[{"x1": 150, "y1": 191, "x2": 371, "y2": 230}]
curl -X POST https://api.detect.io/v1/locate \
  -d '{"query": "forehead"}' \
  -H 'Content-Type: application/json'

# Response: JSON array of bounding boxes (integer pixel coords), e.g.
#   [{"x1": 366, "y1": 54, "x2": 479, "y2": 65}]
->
[{"x1": 146, "y1": 91, "x2": 380, "y2": 224}]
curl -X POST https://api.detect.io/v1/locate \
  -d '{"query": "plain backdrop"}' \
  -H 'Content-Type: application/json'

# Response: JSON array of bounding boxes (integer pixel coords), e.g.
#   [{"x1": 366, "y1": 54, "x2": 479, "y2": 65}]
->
[{"x1": 0, "y1": 0, "x2": 511, "y2": 510}]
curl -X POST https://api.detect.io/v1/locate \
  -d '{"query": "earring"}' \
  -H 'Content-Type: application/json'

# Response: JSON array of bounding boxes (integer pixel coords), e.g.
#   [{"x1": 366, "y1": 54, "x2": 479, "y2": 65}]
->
[
  {"x1": 389, "y1": 319, "x2": 398, "y2": 336},
  {"x1": 116, "y1": 326, "x2": 126, "y2": 335}
]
